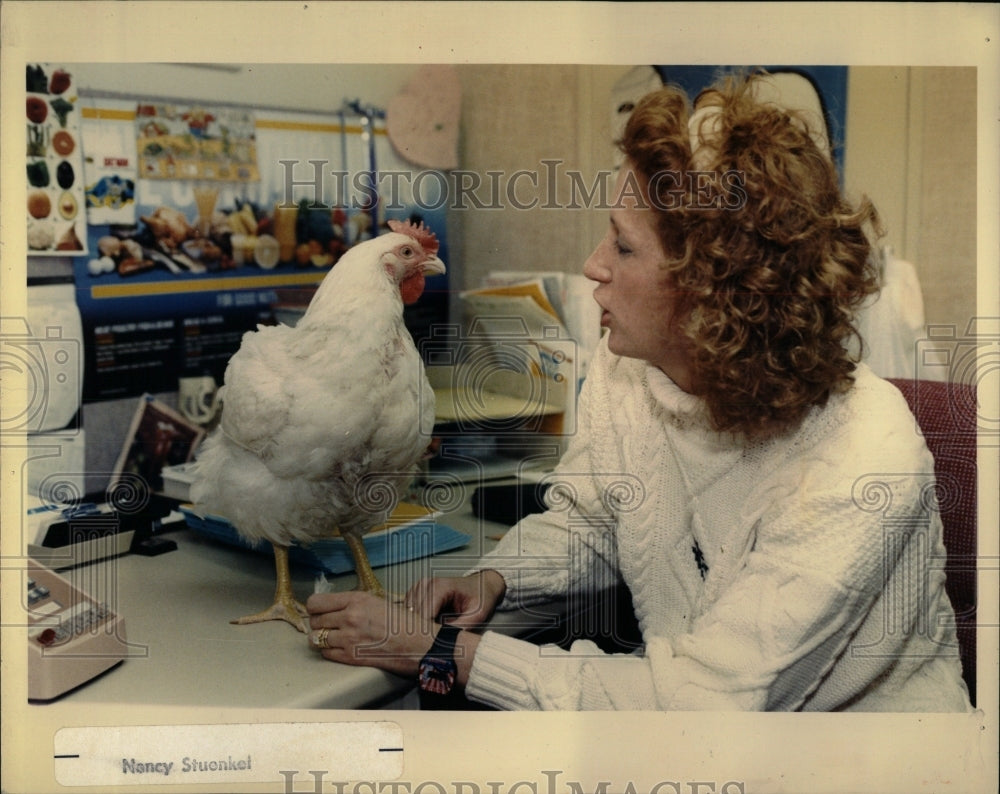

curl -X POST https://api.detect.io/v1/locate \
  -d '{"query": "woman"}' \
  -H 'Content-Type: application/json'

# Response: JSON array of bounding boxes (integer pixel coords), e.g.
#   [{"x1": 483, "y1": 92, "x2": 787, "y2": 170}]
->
[{"x1": 306, "y1": 75, "x2": 972, "y2": 712}]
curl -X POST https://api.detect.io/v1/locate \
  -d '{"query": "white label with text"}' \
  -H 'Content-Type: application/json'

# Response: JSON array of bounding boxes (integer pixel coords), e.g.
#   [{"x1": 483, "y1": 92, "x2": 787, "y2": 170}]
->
[{"x1": 54, "y1": 722, "x2": 403, "y2": 786}]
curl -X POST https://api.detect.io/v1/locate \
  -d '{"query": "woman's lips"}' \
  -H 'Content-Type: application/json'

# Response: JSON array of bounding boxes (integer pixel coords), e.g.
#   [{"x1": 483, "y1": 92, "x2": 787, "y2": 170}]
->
[{"x1": 593, "y1": 294, "x2": 610, "y2": 326}]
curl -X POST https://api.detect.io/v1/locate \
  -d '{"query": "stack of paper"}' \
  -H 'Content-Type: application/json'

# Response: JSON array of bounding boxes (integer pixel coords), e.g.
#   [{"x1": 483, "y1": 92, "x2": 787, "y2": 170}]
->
[{"x1": 457, "y1": 271, "x2": 602, "y2": 438}]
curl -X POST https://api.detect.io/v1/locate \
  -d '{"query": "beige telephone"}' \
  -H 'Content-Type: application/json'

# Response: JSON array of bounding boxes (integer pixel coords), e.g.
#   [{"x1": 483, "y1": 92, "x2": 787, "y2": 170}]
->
[{"x1": 26, "y1": 558, "x2": 128, "y2": 701}]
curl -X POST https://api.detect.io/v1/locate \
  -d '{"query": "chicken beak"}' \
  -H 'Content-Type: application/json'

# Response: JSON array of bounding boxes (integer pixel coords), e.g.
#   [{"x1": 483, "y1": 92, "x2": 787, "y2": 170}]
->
[{"x1": 422, "y1": 255, "x2": 446, "y2": 277}]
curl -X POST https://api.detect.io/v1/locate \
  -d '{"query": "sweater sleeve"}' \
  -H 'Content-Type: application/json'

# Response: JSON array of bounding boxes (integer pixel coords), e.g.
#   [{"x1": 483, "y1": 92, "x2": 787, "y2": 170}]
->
[
  {"x1": 467, "y1": 351, "x2": 623, "y2": 608},
  {"x1": 467, "y1": 394, "x2": 942, "y2": 711}
]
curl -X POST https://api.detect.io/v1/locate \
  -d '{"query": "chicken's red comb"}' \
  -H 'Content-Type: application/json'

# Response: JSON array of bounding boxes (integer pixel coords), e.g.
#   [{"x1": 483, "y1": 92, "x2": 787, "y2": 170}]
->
[{"x1": 387, "y1": 219, "x2": 439, "y2": 255}]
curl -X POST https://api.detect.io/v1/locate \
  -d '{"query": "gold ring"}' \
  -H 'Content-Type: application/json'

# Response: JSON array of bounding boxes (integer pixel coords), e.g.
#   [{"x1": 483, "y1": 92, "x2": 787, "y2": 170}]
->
[{"x1": 313, "y1": 628, "x2": 330, "y2": 649}]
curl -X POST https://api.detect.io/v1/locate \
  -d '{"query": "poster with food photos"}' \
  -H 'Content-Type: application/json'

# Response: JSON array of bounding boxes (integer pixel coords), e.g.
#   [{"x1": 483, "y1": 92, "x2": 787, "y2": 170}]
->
[
  {"x1": 135, "y1": 103, "x2": 259, "y2": 182},
  {"x1": 26, "y1": 63, "x2": 88, "y2": 256}
]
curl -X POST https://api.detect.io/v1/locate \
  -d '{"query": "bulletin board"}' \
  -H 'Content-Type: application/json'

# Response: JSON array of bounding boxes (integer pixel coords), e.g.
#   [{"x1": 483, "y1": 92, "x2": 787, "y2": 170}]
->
[{"x1": 69, "y1": 96, "x2": 449, "y2": 402}]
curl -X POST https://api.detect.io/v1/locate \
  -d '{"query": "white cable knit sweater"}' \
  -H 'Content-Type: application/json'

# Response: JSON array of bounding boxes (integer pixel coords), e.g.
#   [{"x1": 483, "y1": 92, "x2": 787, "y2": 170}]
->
[{"x1": 466, "y1": 337, "x2": 972, "y2": 711}]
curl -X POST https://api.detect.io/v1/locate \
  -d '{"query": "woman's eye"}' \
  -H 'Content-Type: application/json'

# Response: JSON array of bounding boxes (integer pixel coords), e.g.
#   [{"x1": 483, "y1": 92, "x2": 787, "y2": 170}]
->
[{"x1": 615, "y1": 240, "x2": 632, "y2": 256}]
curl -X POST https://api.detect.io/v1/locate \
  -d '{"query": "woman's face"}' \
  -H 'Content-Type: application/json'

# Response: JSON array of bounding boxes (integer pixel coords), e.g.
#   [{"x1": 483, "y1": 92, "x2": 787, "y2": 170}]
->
[{"x1": 583, "y1": 163, "x2": 693, "y2": 390}]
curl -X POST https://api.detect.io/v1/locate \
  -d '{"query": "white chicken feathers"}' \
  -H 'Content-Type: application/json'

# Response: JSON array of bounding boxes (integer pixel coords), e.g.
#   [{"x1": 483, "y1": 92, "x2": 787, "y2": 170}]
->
[{"x1": 191, "y1": 221, "x2": 443, "y2": 577}]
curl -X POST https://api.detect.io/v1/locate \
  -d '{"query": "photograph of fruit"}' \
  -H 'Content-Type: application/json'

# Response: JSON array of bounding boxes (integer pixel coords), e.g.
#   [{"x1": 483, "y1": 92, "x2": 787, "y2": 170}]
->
[{"x1": 26, "y1": 63, "x2": 88, "y2": 256}]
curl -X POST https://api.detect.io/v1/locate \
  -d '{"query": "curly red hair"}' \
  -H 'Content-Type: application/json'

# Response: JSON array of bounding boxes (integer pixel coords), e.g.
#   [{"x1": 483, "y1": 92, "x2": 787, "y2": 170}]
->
[{"x1": 619, "y1": 73, "x2": 881, "y2": 438}]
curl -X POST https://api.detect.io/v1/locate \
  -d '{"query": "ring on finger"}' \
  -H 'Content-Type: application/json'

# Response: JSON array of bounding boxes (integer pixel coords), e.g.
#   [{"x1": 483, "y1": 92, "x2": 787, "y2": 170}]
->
[{"x1": 312, "y1": 628, "x2": 330, "y2": 649}]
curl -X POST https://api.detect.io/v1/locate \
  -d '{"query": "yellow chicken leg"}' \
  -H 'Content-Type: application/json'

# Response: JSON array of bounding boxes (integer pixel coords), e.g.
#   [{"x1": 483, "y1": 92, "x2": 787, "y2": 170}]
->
[
  {"x1": 342, "y1": 532, "x2": 386, "y2": 599},
  {"x1": 232, "y1": 544, "x2": 310, "y2": 632}
]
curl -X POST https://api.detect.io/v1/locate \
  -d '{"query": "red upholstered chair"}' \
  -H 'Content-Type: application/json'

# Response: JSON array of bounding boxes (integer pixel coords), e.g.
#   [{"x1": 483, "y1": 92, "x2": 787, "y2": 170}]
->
[{"x1": 888, "y1": 378, "x2": 978, "y2": 704}]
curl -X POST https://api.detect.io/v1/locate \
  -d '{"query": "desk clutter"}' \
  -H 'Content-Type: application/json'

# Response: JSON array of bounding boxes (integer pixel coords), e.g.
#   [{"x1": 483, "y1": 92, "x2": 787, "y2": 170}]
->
[{"x1": 25, "y1": 491, "x2": 181, "y2": 570}]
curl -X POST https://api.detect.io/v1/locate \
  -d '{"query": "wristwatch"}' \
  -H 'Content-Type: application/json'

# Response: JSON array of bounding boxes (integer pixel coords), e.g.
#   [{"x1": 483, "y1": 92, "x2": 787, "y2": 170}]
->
[{"x1": 418, "y1": 625, "x2": 461, "y2": 696}]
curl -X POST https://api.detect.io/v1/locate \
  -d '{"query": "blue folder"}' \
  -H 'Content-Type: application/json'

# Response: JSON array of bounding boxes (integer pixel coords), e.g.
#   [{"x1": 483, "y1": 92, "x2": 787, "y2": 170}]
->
[{"x1": 179, "y1": 506, "x2": 470, "y2": 575}]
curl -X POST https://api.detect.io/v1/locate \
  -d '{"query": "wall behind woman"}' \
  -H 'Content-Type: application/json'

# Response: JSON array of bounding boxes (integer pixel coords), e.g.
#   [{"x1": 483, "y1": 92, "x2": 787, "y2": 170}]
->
[
  {"x1": 844, "y1": 66, "x2": 977, "y2": 331},
  {"x1": 451, "y1": 64, "x2": 629, "y2": 292}
]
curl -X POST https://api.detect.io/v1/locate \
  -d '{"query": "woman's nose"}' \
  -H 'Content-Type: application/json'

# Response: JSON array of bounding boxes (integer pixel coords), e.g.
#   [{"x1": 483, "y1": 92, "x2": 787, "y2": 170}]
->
[{"x1": 583, "y1": 245, "x2": 611, "y2": 283}]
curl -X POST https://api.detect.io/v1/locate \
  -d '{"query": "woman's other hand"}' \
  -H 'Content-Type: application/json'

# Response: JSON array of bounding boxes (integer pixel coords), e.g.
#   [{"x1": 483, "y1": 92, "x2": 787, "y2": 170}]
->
[{"x1": 404, "y1": 570, "x2": 507, "y2": 628}]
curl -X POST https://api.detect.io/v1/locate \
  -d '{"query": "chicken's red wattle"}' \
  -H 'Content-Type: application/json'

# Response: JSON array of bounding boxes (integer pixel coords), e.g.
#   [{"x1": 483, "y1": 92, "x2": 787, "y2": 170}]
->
[{"x1": 399, "y1": 272, "x2": 425, "y2": 305}]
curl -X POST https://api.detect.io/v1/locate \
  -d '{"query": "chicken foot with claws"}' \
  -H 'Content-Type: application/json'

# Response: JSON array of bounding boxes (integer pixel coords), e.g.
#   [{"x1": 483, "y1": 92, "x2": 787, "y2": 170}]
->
[{"x1": 232, "y1": 545, "x2": 310, "y2": 632}]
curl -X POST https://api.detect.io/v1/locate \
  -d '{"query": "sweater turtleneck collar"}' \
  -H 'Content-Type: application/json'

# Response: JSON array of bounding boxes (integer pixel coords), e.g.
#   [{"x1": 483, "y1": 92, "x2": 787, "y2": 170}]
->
[{"x1": 645, "y1": 363, "x2": 706, "y2": 420}]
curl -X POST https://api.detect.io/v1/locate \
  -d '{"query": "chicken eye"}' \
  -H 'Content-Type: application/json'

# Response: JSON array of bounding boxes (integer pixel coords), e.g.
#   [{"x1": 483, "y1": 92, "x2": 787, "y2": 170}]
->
[{"x1": 401, "y1": 246, "x2": 414, "y2": 258}]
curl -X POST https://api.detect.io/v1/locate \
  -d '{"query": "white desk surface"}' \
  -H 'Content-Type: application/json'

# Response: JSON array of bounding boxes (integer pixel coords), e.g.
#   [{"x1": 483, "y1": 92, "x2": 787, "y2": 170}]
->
[{"x1": 33, "y1": 485, "x2": 555, "y2": 710}]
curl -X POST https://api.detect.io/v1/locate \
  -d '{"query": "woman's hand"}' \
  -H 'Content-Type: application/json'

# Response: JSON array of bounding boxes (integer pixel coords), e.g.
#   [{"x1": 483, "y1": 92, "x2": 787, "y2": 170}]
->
[
  {"x1": 305, "y1": 591, "x2": 436, "y2": 677},
  {"x1": 404, "y1": 570, "x2": 507, "y2": 627}
]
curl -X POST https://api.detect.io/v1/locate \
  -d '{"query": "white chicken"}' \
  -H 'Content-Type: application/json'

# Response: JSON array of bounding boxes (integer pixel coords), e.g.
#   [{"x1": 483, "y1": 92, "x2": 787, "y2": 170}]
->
[{"x1": 190, "y1": 219, "x2": 445, "y2": 632}]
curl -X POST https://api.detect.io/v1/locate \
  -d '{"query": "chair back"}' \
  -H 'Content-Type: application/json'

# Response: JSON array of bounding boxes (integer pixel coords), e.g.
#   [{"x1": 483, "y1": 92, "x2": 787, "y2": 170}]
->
[{"x1": 887, "y1": 378, "x2": 978, "y2": 703}]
